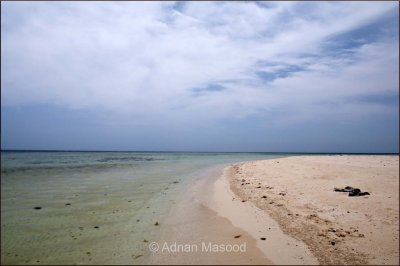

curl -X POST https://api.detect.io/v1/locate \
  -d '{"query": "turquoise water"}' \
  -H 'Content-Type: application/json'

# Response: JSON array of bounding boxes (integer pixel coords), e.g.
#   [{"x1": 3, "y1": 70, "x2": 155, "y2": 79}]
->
[{"x1": 1, "y1": 151, "x2": 288, "y2": 264}]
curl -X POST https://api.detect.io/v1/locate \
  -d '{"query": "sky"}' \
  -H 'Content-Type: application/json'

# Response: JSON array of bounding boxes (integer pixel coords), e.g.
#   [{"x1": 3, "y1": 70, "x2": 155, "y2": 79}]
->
[{"x1": 1, "y1": 1, "x2": 399, "y2": 153}]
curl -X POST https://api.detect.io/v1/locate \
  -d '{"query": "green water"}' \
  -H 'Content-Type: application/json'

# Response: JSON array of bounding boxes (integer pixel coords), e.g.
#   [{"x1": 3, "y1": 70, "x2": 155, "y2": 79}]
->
[{"x1": 1, "y1": 151, "x2": 289, "y2": 264}]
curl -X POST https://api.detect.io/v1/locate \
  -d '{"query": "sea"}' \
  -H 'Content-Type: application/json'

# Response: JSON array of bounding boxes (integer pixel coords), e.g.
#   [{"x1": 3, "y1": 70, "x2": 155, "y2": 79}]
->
[{"x1": 0, "y1": 151, "x2": 293, "y2": 264}]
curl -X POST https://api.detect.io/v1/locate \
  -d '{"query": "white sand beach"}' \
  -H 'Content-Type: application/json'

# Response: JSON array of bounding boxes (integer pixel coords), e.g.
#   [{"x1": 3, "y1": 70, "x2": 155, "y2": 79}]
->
[{"x1": 213, "y1": 155, "x2": 399, "y2": 265}]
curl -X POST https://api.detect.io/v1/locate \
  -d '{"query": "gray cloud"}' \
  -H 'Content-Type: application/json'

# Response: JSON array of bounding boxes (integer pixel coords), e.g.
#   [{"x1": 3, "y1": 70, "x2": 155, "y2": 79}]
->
[{"x1": 1, "y1": 1, "x2": 398, "y2": 128}]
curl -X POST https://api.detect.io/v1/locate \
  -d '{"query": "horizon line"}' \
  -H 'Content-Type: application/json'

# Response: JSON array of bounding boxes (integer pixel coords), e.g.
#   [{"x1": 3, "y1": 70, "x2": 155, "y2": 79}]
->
[{"x1": 0, "y1": 149, "x2": 398, "y2": 155}]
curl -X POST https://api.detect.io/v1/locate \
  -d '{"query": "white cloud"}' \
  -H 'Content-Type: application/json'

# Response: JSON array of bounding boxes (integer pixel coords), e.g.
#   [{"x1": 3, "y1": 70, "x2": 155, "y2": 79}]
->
[{"x1": 1, "y1": 1, "x2": 398, "y2": 127}]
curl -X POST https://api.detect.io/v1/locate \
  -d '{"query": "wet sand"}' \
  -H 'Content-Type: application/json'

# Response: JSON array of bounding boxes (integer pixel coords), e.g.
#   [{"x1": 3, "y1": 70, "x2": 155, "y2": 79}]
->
[
  {"x1": 149, "y1": 166, "x2": 272, "y2": 265},
  {"x1": 223, "y1": 155, "x2": 399, "y2": 265},
  {"x1": 210, "y1": 171, "x2": 318, "y2": 265}
]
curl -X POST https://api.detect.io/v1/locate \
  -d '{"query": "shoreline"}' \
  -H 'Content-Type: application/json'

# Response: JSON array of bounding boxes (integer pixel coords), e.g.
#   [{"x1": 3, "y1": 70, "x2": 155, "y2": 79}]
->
[
  {"x1": 149, "y1": 164, "x2": 273, "y2": 265},
  {"x1": 221, "y1": 155, "x2": 399, "y2": 265},
  {"x1": 151, "y1": 158, "x2": 319, "y2": 265},
  {"x1": 2, "y1": 153, "x2": 397, "y2": 264},
  {"x1": 0, "y1": 153, "x2": 284, "y2": 265},
  {"x1": 209, "y1": 167, "x2": 318, "y2": 264}
]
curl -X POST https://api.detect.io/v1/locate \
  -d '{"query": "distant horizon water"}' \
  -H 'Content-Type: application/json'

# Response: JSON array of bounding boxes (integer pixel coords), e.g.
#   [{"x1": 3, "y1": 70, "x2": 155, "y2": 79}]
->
[{"x1": 1, "y1": 149, "x2": 398, "y2": 155}]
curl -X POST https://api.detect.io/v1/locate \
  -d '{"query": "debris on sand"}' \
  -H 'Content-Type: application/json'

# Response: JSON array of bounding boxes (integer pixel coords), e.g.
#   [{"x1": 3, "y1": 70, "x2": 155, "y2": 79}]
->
[{"x1": 334, "y1": 186, "x2": 370, "y2": 197}]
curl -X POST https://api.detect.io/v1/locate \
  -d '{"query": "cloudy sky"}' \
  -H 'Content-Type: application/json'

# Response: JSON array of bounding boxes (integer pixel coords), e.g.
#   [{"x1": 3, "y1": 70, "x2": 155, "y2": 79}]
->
[{"x1": 1, "y1": 1, "x2": 399, "y2": 152}]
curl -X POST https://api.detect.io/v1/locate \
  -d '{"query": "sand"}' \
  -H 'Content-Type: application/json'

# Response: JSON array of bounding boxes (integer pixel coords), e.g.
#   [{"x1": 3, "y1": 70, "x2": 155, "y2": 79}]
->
[
  {"x1": 219, "y1": 155, "x2": 399, "y2": 265},
  {"x1": 148, "y1": 165, "x2": 273, "y2": 265},
  {"x1": 210, "y1": 171, "x2": 318, "y2": 265}
]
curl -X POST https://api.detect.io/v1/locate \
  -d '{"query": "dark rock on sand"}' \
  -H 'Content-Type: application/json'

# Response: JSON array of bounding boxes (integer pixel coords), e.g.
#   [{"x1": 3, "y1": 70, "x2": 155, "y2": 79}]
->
[
  {"x1": 334, "y1": 186, "x2": 370, "y2": 197},
  {"x1": 154, "y1": 222, "x2": 159, "y2": 226},
  {"x1": 33, "y1": 206, "x2": 42, "y2": 210},
  {"x1": 349, "y1": 190, "x2": 370, "y2": 197},
  {"x1": 260, "y1": 237, "x2": 266, "y2": 240},
  {"x1": 334, "y1": 186, "x2": 355, "y2": 192},
  {"x1": 349, "y1": 189, "x2": 362, "y2": 196},
  {"x1": 234, "y1": 235, "x2": 241, "y2": 238}
]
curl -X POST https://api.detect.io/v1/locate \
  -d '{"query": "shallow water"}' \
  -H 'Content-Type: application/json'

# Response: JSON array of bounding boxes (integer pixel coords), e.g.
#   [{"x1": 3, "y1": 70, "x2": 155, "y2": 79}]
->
[{"x1": 1, "y1": 151, "x2": 288, "y2": 264}]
